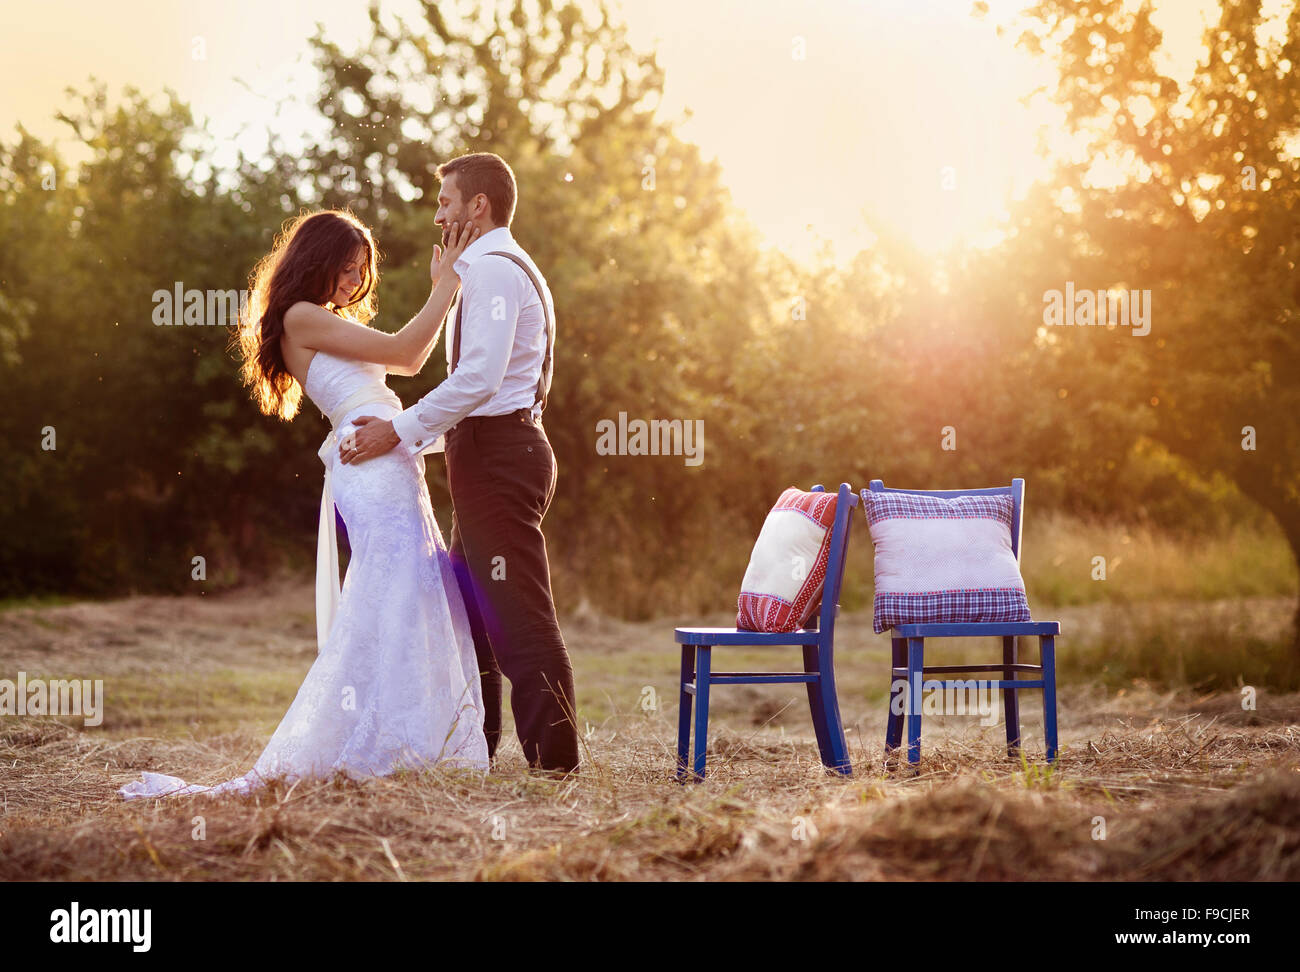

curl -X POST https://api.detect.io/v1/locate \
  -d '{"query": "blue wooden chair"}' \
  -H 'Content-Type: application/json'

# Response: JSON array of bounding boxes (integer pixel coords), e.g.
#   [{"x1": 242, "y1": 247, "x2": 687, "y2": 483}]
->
[
  {"x1": 865, "y1": 478, "x2": 1060, "y2": 768},
  {"x1": 675, "y1": 483, "x2": 858, "y2": 782}
]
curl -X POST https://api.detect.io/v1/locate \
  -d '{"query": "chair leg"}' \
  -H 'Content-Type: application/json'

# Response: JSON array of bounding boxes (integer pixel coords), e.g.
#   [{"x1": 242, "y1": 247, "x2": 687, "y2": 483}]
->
[
  {"x1": 803, "y1": 645, "x2": 834, "y2": 771},
  {"x1": 692, "y1": 647, "x2": 712, "y2": 781},
  {"x1": 822, "y1": 667, "x2": 852, "y2": 777},
  {"x1": 1041, "y1": 635, "x2": 1058, "y2": 763},
  {"x1": 885, "y1": 636, "x2": 906, "y2": 755},
  {"x1": 676, "y1": 644, "x2": 694, "y2": 782},
  {"x1": 1002, "y1": 635, "x2": 1021, "y2": 757},
  {"x1": 907, "y1": 638, "x2": 924, "y2": 767},
  {"x1": 810, "y1": 642, "x2": 851, "y2": 776}
]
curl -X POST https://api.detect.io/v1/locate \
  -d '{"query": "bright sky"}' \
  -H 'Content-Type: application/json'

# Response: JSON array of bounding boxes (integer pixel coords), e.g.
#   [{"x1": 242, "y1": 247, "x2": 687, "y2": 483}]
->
[{"x1": 0, "y1": 0, "x2": 1249, "y2": 263}]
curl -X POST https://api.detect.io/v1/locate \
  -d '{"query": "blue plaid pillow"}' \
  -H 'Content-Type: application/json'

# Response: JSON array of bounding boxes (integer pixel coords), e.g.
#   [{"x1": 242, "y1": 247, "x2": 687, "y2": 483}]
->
[{"x1": 864, "y1": 492, "x2": 1031, "y2": 634}]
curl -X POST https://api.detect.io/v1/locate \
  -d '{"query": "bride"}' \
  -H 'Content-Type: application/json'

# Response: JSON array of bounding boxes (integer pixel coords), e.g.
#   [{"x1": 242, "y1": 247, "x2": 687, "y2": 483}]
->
[{"x1": 119, "y1": 210, "x2": 489, "y2": 799}]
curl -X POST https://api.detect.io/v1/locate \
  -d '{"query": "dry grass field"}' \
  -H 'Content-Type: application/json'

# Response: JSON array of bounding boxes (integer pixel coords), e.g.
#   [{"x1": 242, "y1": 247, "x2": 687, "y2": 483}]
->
[{"x1": 1, "y1": 578, "x2": 1298, "y2": 881}]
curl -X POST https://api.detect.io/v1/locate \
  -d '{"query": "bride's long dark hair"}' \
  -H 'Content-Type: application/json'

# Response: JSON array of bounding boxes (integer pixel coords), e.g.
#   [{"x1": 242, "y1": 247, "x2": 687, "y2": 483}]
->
[{"x1": 237, "y1": 210, "x2": 380, "y2": 420}]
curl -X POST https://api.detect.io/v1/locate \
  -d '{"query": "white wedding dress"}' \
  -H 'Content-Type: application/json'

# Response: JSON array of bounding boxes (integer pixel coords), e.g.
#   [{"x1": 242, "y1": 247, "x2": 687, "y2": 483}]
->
[{"x1": 119, "y1": 351, "x2": 489, "y2": 799}]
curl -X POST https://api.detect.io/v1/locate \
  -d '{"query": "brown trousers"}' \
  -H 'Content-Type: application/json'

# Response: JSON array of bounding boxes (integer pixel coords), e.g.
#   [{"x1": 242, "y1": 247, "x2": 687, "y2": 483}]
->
[{"x1": 445, "y1": 410, "x2": 579, "y2": 774}]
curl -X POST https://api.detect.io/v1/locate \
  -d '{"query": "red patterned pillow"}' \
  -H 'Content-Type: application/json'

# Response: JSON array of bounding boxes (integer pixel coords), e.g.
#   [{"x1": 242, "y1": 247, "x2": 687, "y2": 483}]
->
[{"x1": 737, "y1": 488, "x2": 838, "y2": 632}]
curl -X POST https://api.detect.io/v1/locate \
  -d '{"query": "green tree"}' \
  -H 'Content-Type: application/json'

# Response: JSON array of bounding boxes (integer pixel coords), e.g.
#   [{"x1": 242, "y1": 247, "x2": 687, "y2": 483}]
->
[
  {"x1": 296, "y1": 0, "x2": 786, "y2": 613},
  {"x1": 1017, "y1": 0, "x2": 1300, "y2": 650},
  {"x1": 0, "y1": 85, "x2": 313, "y2": 594}
]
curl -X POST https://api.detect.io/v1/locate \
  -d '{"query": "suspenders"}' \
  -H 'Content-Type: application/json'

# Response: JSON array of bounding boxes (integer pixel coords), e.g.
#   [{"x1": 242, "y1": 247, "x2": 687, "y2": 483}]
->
[{"x1": 448, "y1": 250, "x2": 554, "y2": 412}]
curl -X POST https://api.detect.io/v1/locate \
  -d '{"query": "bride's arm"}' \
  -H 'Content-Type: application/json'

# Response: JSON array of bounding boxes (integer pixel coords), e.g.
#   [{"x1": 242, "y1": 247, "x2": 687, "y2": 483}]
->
[
  {"x1": 387, "y1": 299, "x2": 453, "y2": 378},
  {"x1": 283, "y1": 222, "x2": 479, "y2": 372}
]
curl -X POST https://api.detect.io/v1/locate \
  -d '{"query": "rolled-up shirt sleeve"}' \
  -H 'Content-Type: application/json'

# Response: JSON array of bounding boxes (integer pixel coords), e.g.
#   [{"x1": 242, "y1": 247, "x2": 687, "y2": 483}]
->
[{"x1": 391, "y1": 257, "x2": 523, "y2": 456}]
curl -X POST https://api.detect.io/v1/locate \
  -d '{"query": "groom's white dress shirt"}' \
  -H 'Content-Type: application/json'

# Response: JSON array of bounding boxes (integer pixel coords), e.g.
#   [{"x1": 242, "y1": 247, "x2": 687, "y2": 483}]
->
[{"x1": 391, "y1": 225, "x2": 554, "y2": 457}]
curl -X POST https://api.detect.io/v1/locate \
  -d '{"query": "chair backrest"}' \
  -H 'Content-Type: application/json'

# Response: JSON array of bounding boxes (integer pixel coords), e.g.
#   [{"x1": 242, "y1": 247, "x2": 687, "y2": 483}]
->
[
  {"x1": 807, "y1": 483, "x2": 859, "y2": 637},
  {"x1": 865, "y1": 478, "x2": 1025, "y2": 563}
]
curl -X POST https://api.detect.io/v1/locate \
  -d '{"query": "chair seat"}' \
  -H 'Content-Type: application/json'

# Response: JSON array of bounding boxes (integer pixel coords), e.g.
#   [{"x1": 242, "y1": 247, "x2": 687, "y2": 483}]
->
[
  {"x1": 892, "y1": 621, "x2": 1060, "y2": 637},
  {"x1": 674, "y1": 626, "x2": 822, "y2": 646}
]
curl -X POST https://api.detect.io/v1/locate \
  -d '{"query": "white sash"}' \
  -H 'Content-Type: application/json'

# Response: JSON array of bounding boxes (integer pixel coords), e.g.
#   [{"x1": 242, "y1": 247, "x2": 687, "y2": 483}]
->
[{"x1": 314, "y1": 385, "x2": 401, "y2": 653}]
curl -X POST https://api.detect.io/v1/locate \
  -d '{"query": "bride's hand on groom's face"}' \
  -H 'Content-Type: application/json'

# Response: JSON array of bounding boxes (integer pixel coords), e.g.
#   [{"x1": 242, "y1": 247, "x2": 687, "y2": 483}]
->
[{"x1": 430, "y1": 221, "x2": 482, "y2": 284}]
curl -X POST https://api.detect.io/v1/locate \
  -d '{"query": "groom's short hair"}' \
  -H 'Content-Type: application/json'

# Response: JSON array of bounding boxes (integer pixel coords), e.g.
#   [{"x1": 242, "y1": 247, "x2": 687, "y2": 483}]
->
[{"x1": 437, "y1": 153, "x2": 517, "y2": 227}]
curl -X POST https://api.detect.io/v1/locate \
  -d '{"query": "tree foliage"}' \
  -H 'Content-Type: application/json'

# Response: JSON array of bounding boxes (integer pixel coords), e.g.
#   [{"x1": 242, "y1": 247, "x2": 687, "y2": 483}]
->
[{"x1": 1, "y1": 0, "x2": 1295, "y2": 648}]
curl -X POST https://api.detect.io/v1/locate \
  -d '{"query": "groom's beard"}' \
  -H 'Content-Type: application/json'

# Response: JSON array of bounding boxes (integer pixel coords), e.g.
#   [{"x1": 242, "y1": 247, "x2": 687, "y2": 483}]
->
[{"x1": 440, "y1": 217, "x2": 470, "y2": 246}]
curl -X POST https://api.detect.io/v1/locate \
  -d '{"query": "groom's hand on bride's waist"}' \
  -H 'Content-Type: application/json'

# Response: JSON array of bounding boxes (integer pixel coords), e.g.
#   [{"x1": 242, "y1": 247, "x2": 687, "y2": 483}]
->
[{"x1": 340, "y1": 415, "x2": 400, "y2": 464}]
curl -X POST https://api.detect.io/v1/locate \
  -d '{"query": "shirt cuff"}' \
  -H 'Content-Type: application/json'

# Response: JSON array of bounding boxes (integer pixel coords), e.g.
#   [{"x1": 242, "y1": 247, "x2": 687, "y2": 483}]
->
[{"x1": 392, "y1": 404, "x2": 445, "y2": 456}]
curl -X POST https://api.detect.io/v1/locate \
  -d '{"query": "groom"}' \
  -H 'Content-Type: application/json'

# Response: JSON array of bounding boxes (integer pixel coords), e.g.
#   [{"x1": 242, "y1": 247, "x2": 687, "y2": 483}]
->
[{"x1": 340, "y1": 152, "x2": 580, "y2": 775}]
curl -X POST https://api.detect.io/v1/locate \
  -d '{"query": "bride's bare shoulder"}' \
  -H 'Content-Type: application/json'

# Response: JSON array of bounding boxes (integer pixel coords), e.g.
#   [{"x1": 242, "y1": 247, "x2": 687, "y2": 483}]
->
[{"x1": 284, "y1": 300, "x2": 330, "y2": 329}]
